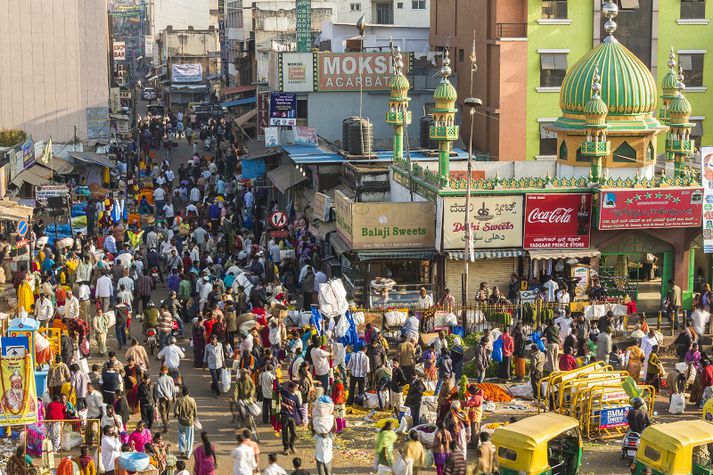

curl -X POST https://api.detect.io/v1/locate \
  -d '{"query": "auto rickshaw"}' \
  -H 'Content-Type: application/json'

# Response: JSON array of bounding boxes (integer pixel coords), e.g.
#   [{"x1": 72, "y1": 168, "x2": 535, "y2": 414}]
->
[
  {"x1": 492, "y1": 413, "x2": 582, "y2": 475},
  {"x1": 632, "y1": 420, "x2": 713, "y2": 474}
]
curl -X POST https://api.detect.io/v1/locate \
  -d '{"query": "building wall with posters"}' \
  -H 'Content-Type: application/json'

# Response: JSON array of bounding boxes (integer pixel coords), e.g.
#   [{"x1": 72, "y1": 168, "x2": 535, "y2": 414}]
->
[{"x1": 0, "y1": 0, "x2": 110, "y2": 143}]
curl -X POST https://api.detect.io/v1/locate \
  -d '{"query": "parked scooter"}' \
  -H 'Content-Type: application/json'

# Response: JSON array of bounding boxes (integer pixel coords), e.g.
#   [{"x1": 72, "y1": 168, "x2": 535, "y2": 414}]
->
[{"x1": 621, "y1": 431, "x2": 641, "y2": 462}]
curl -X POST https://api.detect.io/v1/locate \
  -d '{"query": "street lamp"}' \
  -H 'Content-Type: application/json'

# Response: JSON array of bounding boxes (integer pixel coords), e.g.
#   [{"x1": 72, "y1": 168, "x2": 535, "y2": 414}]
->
[{"x1": 462, "y1": 96, "x2": 482, "y2": 307}]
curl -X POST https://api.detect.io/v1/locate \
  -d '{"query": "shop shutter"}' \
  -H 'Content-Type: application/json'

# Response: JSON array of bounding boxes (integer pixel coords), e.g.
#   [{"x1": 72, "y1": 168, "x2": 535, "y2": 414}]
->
[{"x1": 444, "y1": 258, "x2": 516, "y2": 304}]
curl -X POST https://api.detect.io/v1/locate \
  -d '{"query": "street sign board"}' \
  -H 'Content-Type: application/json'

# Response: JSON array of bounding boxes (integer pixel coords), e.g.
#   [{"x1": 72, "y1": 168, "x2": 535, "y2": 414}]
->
[
  {"x1": 270, "y1": 211, "x2": 288, "y2": 229},
  {"x1": 16, "y1": 220, "x2": 28, "y2": 237}
]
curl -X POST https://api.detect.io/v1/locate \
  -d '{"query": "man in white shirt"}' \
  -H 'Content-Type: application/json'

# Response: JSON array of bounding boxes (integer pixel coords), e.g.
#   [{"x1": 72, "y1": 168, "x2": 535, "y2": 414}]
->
[
  {"x1": 95, "y1": 272, "x2": 114, "y2": 312},
  {"x1": 157, "y1": 338, "x2": 185, "y2": 375},
  {"x1": 35, "y1": 293, "x2": 54, "y2": 324},
  {"x1": 85, "y1": 383, "x2": 104, "y2": 419},
  {"x1": 146, "y1": 229, "x2": 159, "y2": 250},
  {"x1": 100, "y1": 427, "x2": 122, "y2": 474},
  {"x1": 311, "y1": 344, "x2": 332, "y2": 392},
  {"x1": 65, "y1": 290, "x2": 80, "y2": 320},
  {"x1": 244, "y1": 189, "x2": 254, "y2": 209},
  {"x1": 346, "y1": 346, "x2": 369, "y2": 405},
  {"x1": 231, "y1": 433, "x2": 257, "y2": 475},
  {"x1": 192, "y1": 226, "x2": 208, "y2": 248},
  {"x1": 313, "y1": 270, "x2": 328, "y2": 294},
  {"x1": 270, "y1": 241, "x2": 281, "y2": 265},
  {"x1": 554, "y1": 312, "x2": 574, "y2": 346},
  {"x1": 542, "y1": 276, "x2": 559, "y2": 303},
  {"x1": 262, "y1": 453, "x2": 286, "y2": 475},
  {"x1": 417, "y1": 287, "x2": 433, "y2": 309},
  {"x1": 190, "y1": 186, "x2": 201, "y2": 203}
]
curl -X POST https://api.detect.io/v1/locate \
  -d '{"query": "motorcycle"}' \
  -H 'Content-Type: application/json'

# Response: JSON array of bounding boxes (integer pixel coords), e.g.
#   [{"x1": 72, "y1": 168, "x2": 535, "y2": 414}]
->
[
  {"x1": 621, "y1": 431, "x2": 641, "y2": 462},
  {"x1": 146, "y1": 327, "x2": 158, "y2": 356}
]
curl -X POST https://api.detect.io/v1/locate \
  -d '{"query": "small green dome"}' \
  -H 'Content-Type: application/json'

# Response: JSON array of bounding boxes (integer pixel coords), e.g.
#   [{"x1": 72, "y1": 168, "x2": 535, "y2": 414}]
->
[
  {"x1": 389, "y1": 74, "x2": 410, "y2": 92},
  {"x1": 434, "y1": 80, "x2": 457, "y2": 102},
  {"x1": 584, "y1": 96, "x2": 608, "y2": 116},
  {"x1": 560, "y1": 41, "x2": 657, "y2": 116},
  {"x1": 668, "y1": 93, "x2": 692, "y2": 115},
  {"x1": 662, "y1": 70, "x2": 679, "y2": 96}
]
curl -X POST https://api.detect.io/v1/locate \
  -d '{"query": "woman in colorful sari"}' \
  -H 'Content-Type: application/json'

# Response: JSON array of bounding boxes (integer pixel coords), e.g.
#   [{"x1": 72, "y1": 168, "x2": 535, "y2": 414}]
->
[
  {"x1": 422, "y1": 343, "x2": 438, "y2": 383},
  {"x1": 124, "y1": 356, "x2": 143, "y2": 414},
  {"x1": 193, "y1": 431, "x2": 217, "y2": 475},
  {"x1": 374, "y1": 421, "x2": 398, "y2": 470},
  {"x1": 436, "y1": 379, "x2": 456, "y2": 425},
  {"x1": 331, "y1": 377, "x2": 347, "y2": 433},
  {"x1": 444, "y1": 400, "x2": 469, "y2": 459},
  {"x1": 128, "y1": 420, "x2": 152, "y2": 452},
  {"x1": 624, "y1": 338, "x2": 645, "y2": 381},
  {"x1": 192, "y1": 316, "x2": 207, "y2": 368}
]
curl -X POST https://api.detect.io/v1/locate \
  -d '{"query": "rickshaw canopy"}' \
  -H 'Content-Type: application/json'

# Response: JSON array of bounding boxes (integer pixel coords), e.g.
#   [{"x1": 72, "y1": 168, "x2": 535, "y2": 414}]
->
[{"x1": 636, "y1": 420, "x2": 713, "y2": 475}]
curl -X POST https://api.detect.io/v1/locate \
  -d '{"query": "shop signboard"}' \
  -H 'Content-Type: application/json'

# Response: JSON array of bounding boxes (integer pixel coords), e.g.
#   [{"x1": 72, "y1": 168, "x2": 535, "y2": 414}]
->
[
  {"x1": 280, "y1": 53, "x2": 315, "y2": 92},
  {"x1": 598, "y1": 187, "x2": 703, "y2": 230},
  {"x1": 171, "y1": 63, "x2": 203, "y2": 83},
  {"x1": 295, "y1": 0, "x2": 312, "y2": 52},
  {"x1": 442, "y1": 196, "x2": 523, "y2": 250},
  {"x1": 20, "y1": 137, "x2": 35, "y2": 171},
  {"x1": 257, "y1": 92, "x2": 270, "y2": 137},
  {"x1": 293, "y1": 126, "x2": 317, "y2": 145},
  {"x1": 701, "y1": 146, "x2": 713, "y2": 252},
  {"x1": 317, "y1": 52, "x2": 409, "y2": 91},
  {"x1": 336, "y1": 201, "x2": 435, "y2": 250},
  {"x1": 269, "y1": 93, "x2": 297, "y2": 126},
  {"x1": 144, "y1": 36, "x2": 154, "y2": 58},
  {"x1": 335, "y1": 190, "x2": 353, "y2": 243},
  {"x1": 313, "y1": 192, "x2": 331, "y2": 222},
  {"x1": 113, "y1": 41, "x2": 126, "y2": 61},
  {"x1": 524, "y1": 193, "x2": 592, "y2": 249},
  {"x1": 110, "y1": 87, "x2": 121, "y2": 113},
  {"x1": 0, "y1": 355, "x2": 38, "y2": 425},
  {"x1": 598, "y1": 406, "x2": 631, "y2": 429},
  {"x1": 35, "y1": 185, "x2": 70, "y2": 205}
]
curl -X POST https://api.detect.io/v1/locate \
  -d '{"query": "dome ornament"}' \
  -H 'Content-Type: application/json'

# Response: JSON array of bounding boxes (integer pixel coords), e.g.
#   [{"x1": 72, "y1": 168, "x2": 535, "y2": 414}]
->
[
  {"x1": 440, "y1": 49, "x2": 452, "y2": 81},
  {"x1": 678, "y1": 65, "x2": 686, "y2": 91},
  {"x1": 591, "y1": 66, "x2": 602, "y2": 99},
  {"x1": 602, "y1": 1, "x2": 619, "y2": 43},
  {"x1": 668, "y1": 47, "x2": 676, "y2": 71}
]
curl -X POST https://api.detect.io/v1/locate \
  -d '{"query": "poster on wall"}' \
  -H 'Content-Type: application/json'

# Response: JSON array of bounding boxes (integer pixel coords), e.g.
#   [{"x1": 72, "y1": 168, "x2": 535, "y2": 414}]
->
[
  {"x1": 86, "y1": 107, "x2": 110, "y2": 139},
  {"x1": 524, "y1": 193, "x2": 592, "y2": 249},
  {"x1": 317, "y1": 52, "x2": 410, "y2": 91},
  {"x1": 269, "y1": 93, "x2": 297, "y2": 126},
  {"x1": 264, "y1": 127, "x2": 280, "y2": 147},
  {"x1": 293, "y1": 126, "x2": 317, "y2": 145},
  {"x1": 112, "y1": 41, "x2": 126, "y2": 61},
  {"x1": 701, "y1": 147, "x2": 713, "y2": 253},
  {"x1": 442, "y1": 196, "x2": 523, "y2": 250},
  {"x1": 0, "y1": 356, "x2": 38, "y2": 425},
  {"x1": 171, "y1": 63, "x2": 203, "y2": 83},
  {"x1": 598, "y1": 187, "x2": 703, "y2": 230},
  {"x1": 280, "y1": 53, "x2": 315, "y2": 92},
  {"x1": 335, "y1": 190, "x2": 353, "y2": 242}
]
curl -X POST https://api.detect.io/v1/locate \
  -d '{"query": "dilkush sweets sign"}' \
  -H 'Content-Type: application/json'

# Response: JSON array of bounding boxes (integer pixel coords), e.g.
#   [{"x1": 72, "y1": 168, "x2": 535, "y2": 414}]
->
[
  {"x1": 524, "y1": 193, "x2": 592, "y2": 249},
  {"x1": 335, "y1": 196, "x2": 435, "y2": 250}
]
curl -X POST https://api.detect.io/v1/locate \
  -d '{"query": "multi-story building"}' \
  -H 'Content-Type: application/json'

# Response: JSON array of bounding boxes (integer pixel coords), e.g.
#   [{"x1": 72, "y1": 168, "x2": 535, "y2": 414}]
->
[
  {"x1": 0, "y1": 0, "x2": 110, "y2": 143},
  {"x1": 323, "y1": 0, "x2": 430, "y2": 52},
  {"x1": 433, "y1": 0, "x2": 713, "y2": 161}
]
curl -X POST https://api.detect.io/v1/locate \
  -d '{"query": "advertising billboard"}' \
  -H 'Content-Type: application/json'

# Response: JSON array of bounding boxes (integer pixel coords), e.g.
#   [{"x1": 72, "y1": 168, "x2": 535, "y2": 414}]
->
[
  {"x1": 598, "y1": 188, "x2": 703, "y2": 230},
  {"x1": 524, "y1": 193, "x2": 592, "y2": 249},
  {"x1": 442, "y1": 196, "x2": 523, "y2": 250}
]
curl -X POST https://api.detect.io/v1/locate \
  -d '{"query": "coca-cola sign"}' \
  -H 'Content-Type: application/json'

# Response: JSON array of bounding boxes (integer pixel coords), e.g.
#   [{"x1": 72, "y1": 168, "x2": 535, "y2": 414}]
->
[{"x1": 524, "y1": 193, "x2": 592, "y2": 249}]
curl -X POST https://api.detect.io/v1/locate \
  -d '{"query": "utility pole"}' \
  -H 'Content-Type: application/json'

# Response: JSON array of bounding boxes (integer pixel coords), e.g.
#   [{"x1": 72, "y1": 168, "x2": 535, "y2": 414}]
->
[{"x1": 463, "y1": 31, "x2": 482, "y2": 311}]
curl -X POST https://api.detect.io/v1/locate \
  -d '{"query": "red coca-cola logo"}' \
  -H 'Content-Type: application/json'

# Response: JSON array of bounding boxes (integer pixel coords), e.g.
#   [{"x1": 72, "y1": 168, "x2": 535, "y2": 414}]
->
[{"x1": 527, "y1": 207, "x2": 574, "y2": 224}]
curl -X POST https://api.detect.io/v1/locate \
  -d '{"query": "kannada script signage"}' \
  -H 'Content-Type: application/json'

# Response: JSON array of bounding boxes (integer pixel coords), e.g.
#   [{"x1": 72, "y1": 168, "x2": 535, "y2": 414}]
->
[
  {"x1": 524, "y1": 193, "x2": 592, "y2": 249},
  {"x1": 701, "y1": 146, "x2": 713, "y2": 253},
  {"x1": 442, "y1": 196, "x2": 523, "y2": 250},
  {"x1": 317, "y1": 52, "x2": 408, "y2": 91},
  {"x1": 598, "y1": 187, "x2": 703, "y2": 230}
]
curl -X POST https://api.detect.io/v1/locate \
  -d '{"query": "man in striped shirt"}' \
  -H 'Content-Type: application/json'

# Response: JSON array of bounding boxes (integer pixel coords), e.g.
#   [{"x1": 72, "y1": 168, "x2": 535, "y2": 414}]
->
[{"x1": 346, "y1": 346, "x2": 369, "y2": 405}]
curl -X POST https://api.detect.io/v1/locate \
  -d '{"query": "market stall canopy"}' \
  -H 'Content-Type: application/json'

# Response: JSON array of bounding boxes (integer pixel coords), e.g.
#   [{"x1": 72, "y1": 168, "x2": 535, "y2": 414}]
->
[
  {"x1": 222, "y1": 96, "x2": 257, "y2": 108},
  {"x1": 527, "y1": 249, "x2": 601, "y2": 260},
  {"x1": 70, "y1": 152, "x2": 115, "y2": 168},
  {"x1": 169, "y1": 84, "x2": 209, "y2": 91},
  {"x1": 268, "y1": 164, "x2": 308, "y2": 193},
  {"x1": 447, "y1": 249, "x2": 525, "y2": 260},
  {"x1": 358, "y1": 249, "x2": 435, "y2": 261},
  {"x1": 0, "y1": 198, "x2": 33, "y2": 221},
  {"x1": 52, "y1": 157, "x2": 74, "y2": 175},
  {"x1": 11, "y1": 165, "x2": 52, "y2": 187}
]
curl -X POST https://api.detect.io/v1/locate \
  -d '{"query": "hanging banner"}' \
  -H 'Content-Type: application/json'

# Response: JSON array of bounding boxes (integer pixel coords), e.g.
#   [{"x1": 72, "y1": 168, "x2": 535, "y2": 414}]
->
[
  {"x1": 701, "y1": 147, "x2": 713, "y2": 252},
  {"x1": 598, "y1": 187, "x2": 703, "y2": 230},
  {"x1": 524, "y1": 193, "x2": 592, "y2": 249},
  {"x1": 296, "y1": 0, "x2": 312, "y2": 52},
  {"x1": 0, "y1": 356, "x2": 38, "y2": 426},
  {"x1": 442, "y1": 196, "x2": 523, "y2": 250},
  {"x1": 20, "y1": 137, "x2": 35, "y2": 171},
  {"x1": 317, "y1": 52, "x2": 409, "y2": 91},
  {"x1": 269, "y1": 93, "x2": 297, "y2": 126},
  {"x1": 257, "y1": 92, "x2": 270, "y2": 137},
  {"x1": 264, "y1": 127, "x2": 280, "y2": 147},
  {"x1": 113, "y1": 41, "x2": 126, "y2": 61},
  {"x1": 293, "y1": 126, "x2": 317, "y2": 145},
  {"x1": 144, "y1": 36, "x2": 154, "y2": 58},
  {"x1": 171, "y1": 63, "x2": 203, "y2": 83}
]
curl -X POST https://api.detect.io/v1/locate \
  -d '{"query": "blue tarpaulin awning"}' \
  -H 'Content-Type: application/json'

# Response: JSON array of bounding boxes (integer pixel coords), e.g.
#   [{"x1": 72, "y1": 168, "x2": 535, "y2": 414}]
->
[
  {"x1": 222, "y1": 96, "x2": 257, "y2": 107},
  {"x1": 241, "y1": 158, "x2": 266, "y2": 179}
]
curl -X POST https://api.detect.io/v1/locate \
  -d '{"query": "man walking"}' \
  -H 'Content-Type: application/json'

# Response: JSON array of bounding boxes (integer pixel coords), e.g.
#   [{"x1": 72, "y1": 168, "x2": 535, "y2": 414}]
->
[
  {"x1": 174, "y1": 386, "x2": 198, "y2": 459},
  {"x1": 155, "y1": 365, "x2": 175, "y2": 433},
  {"x1": 203, "y1": 334, "x2": 225, "y2": 396},
  {"x1": 346, "y1": 346, "x2": 369, "y2": 405}
]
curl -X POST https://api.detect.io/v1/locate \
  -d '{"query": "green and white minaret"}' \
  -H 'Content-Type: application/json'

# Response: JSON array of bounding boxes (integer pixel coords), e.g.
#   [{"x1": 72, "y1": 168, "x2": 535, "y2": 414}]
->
[
  {"x1": 665, "y1": 64, "x2": 695, "y2": 178},
  {"x1": 385, "y1": 47, "x2": 411, "y2": 161},
  {"x1": 430, "y1": 49, "x2": 459, "y2": 186}
]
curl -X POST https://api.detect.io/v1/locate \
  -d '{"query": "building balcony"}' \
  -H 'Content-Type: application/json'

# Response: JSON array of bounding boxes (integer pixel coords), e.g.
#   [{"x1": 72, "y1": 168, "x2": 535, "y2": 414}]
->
[
  {"x1": 580, "y1": 140, "x2": 610, "y2": 157},
  {"x1": 385, "y1": 110, "x2": 412, "y2": 126},
  {"x1": 496, "y1": 22, "x2": 527, "y2": 39},
  {"x1": 666, "y1": 137, "x2": 696, "y2": 155},
  {"x1": 429, "y1": 125, "x2": 459, "y2": 141}
]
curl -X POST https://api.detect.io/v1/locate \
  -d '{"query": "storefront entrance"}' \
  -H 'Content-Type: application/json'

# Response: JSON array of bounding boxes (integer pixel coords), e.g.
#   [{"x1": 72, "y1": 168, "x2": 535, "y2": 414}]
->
[{"x1": 599, "y1": 231, "x2": 673, "y2": 313}]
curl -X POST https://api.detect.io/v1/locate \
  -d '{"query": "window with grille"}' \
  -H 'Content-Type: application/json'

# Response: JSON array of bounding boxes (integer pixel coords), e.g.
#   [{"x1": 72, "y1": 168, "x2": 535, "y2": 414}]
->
[
  {"x1": 681, "y1": 0, "x2": 706, "y2": 19},
  {"x1": 679, "y1": 53, "x2": 705, "y2": 87},
  {"x1": 540, "y1": 53, "x2": 567, "y2": 87},
  {"x1": 541, "y1": 0, "x2": 567, "y2": 19},
  {"x1": 412, "y1": 0, "x2": 426, "y2": 9},
  {"x1": 350, "y1": 3, "x2": 361, "y2": 10}
]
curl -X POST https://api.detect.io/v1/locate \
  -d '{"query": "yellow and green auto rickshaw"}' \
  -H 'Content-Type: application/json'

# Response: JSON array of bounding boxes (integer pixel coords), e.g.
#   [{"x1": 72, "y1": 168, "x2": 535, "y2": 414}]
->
[
  {"x1": 632, "y1": 420, "x2": 713, "y2": 474},
  {"x1": 492, "y1": 413, "x2": 583, "y2": 475}
]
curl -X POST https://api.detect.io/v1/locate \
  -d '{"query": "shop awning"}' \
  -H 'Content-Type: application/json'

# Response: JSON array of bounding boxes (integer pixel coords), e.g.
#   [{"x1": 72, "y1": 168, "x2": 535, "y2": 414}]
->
[
  {"x1": 12, "y1": 166, "x2": 52, "y2": 187},
  {"x1": 234, "y1": 109, "x2": 257, "y2": 127},
  {"x1": 329, "y1": 233, "x2": 351, "y2": 256},
  {"x1": 223, "y1": 85, "x2": 256, "y2": 95},
  {"x1": 447, "y1": 249, "x2": 525, "y2": 260},
  {"x1": 0, "y1": 199, "x2": 33, "y2": 221},
  {"x1": 357, "y1": 249, "x2": 435, "y2": 261},
  {"x1": 527, "y1": 248, "x2": 600, "y2": 260},
  {"x1": 70, "y1": 152, "x2": 115, "y2": 168},
  {"x1": 267, "y1": 164, "x2": 308, "y2": 193},
  {"x1": 222, "y1": 97, "x2": 256, "y2": 107},
  {"x1": 313, "y1": 221, "x2": 337, "y2": 240},
  {"x1": 169, "y1": 83, "x2": 209, "y2": 91},
  {"x1": 52, "y1": 157, "x2": 74, "y2": 175}
]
